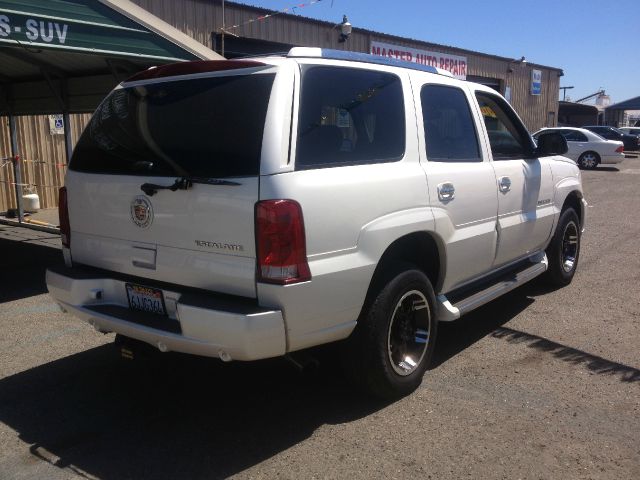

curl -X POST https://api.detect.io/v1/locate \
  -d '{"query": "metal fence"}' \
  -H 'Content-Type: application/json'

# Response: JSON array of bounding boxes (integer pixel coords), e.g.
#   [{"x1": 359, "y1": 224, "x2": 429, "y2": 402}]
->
[{"x1": 0, "y1": 114, "x2": 90, "y2": 231}]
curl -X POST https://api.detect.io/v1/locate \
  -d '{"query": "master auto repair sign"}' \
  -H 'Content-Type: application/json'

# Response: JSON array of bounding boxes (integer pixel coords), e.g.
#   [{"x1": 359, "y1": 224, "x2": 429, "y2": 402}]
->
[{"x1": 371, "y1": 41, "x2": 467, "y2": 80}]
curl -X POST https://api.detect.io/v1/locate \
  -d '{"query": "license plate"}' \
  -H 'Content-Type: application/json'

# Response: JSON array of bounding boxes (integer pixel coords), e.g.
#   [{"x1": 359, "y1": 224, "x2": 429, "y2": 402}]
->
[{"x1": 126, "y1": 283, "x2": 167, "y2": 316}]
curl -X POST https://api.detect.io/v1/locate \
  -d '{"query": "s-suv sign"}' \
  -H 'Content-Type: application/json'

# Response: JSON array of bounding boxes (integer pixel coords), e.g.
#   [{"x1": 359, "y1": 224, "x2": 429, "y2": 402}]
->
[{"x1": 0, "y1": 15, "x2": 68, "y2": 45}]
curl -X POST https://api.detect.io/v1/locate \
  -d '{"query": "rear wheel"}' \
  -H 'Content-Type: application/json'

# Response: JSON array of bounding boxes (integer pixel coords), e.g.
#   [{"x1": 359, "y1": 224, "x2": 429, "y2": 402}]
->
[
  {"x1": 578, "y1": 151, "x2": 599, "y2": 169},
  {"x1": 543, "y1": 208, "x2": 580, "y2": 287},
  {"x1": 342, "y1": 267, "x2": 437, "y2": 399}
]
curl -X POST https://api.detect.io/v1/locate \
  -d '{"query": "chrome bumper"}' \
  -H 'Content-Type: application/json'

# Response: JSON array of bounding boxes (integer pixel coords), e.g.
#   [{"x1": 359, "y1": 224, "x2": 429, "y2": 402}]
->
[{"x1": 46, "y1": 267, "x2": 286, "y2": 361}]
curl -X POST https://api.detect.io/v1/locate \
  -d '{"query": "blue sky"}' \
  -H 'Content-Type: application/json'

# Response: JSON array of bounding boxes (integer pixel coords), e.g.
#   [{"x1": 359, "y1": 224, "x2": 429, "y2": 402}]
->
[{"x1": 231, "y1": 0, "x2": 639, "y2": 105}]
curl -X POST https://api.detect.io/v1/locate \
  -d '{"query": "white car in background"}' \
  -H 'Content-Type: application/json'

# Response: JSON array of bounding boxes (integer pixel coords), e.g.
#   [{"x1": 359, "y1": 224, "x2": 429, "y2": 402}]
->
[{"x1": 533, "y1": 127, "x2": 624, "y2": 169}]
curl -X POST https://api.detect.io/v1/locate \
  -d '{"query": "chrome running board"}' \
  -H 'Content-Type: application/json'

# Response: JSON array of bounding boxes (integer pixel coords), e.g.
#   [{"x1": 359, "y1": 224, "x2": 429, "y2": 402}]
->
[{"x1": 436, "y1": 254, "x2": 548, "y2": 321}]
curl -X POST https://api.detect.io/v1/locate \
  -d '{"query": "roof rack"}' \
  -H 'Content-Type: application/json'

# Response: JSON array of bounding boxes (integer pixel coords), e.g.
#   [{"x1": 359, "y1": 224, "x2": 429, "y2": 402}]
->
[{"x1": 287, "y1": 47, "x2": 453, "y2": 77}]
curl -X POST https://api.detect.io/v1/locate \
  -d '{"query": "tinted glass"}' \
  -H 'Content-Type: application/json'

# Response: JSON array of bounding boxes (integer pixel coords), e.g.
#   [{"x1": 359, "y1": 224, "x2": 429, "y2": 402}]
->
[
  {"x1": 588, "y1": 127, "x2": 615, "y2": 138},
  {"x1": 476, "y1": 92, "x2": 532, "y2": 159},
  {"x1": 296, "y1": 66, "x2": 405, "y2": 169},
  {"x1": 533, "y1": 129, "x2": 557, "y2": 140},
  {"x1": 563, "y1": 130, "x2": 588, "y2": 142},
  {"x1": 70, "y1": 74, "x2": 275, "y2": 177},
  {"x1": 421, "y1": 85, "x2": 480, "y2": 162}
]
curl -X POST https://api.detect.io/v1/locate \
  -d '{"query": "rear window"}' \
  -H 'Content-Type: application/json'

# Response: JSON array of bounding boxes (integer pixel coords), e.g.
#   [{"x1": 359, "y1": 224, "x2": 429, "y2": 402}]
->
[
  {"x1": 296, "y1": 66, "x2": 405, "y2": 169},
  {"x1": 70, "y1": 73, "x2": 275, "y2": 177}
]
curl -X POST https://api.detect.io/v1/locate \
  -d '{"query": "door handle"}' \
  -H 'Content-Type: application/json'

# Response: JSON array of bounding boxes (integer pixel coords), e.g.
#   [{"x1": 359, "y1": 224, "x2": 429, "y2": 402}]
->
[
  {"x1": 437, "y1": 182, "x2": 455, "y2": 201},
  {"x1": 498, "y1": 176, "x2": 511, "y2": 193}
]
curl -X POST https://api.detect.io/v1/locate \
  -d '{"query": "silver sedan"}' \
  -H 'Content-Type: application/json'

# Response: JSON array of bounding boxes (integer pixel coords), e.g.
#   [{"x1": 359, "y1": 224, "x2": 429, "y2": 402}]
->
[{"x1": 533, "y1": 127, "x2": 624, "y2": 169}]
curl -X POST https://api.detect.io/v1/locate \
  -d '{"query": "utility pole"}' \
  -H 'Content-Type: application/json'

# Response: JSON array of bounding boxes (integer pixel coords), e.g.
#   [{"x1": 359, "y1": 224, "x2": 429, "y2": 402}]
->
[
  {"x1": 559, "y1": 86, "x2": 574, "y2": 101},
  {"x1": 221, "y1": 0, "x2": 225, "y2": 57}
]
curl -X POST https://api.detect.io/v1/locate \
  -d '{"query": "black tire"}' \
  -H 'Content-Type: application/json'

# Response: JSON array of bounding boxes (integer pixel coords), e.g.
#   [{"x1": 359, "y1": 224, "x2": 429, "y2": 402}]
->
[
  {"x1": 342, "y1": 267, "x2": 438, "y2": 399},
  {"x1": 578, "y1": 151, "x2": 600, "y2": 170},
  {"x1": 543, "y1": 207, "x2": 580, "y2": 287}
]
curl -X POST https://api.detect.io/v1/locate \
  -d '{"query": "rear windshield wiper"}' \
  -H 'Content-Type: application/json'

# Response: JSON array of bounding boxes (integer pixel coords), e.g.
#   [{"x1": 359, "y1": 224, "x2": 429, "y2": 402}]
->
[{"x1": 140, "y1": 177, "x2": 241, "y2": 196}]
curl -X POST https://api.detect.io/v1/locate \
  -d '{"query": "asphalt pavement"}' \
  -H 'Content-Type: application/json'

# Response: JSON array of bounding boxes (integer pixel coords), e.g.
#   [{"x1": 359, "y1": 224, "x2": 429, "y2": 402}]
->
[{"x1": 0, "y1": 160, "x2": 638, "y2": 480}]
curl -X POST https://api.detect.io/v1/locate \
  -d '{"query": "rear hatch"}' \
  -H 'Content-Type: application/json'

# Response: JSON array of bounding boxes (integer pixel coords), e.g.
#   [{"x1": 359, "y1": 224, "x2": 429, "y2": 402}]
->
[{"x1": 66, "y1": 62, "x2": 277, "y2": 298}]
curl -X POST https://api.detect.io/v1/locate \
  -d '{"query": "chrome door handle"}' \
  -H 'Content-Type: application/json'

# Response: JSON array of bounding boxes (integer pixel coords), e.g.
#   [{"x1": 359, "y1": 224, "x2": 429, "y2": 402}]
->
[
  {"x1": 498, "y1": 176, "x2": 511, "y2": 193},
  {"x1": 437, "y1": 182, "x2": 455, "y2": 201}
]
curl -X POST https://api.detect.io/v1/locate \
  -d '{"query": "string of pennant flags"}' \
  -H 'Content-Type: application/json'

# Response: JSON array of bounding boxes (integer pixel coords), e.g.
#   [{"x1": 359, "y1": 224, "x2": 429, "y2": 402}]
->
[
  {"x1": 21, "y1": 158, "x2": 68, "y2": 168},
  {"x1": 0, "y1": 180, "x2": 63, "y2": 188},
  {"x1": 225, "y1": 0, "x2": 325, "y2": 32},
  {"x1": 0, "y1": 156, "x2": 67, "y2": 190},
  {"x1": 0, "y1": 157, "x2": 67, "y2": 168}
]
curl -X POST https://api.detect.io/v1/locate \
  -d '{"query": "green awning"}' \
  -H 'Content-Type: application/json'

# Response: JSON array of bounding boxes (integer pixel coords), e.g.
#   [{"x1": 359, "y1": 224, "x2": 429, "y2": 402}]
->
[
  {"x1": 0, "y1": 0, "x2": 222, "y2": 115},
  {"x1": 0, "y1": 0, "x2": 198, "y2": 61}
]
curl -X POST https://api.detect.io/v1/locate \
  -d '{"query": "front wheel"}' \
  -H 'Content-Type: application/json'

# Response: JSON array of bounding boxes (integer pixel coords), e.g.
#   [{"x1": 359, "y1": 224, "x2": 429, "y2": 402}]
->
[
  {"x1": 342, "y1": 268, "x2": 437, "y2": 399},
  {"x1": 543, "y1": 207, "x2": 581, "y2": 287}
]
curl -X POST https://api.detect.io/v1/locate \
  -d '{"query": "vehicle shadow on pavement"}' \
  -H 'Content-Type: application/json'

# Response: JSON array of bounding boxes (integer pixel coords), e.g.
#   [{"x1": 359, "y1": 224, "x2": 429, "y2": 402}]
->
[
  {"x1": 431, "y1": 286, "x2": 535, "y2": 369},
  {"x1": 0, "y1": 344, "x2": 391, "y2": 479},
  {"x1": 0, "y1": 237, "x2": 62, "y2": 303},
  {"x1": 491, "y1": 327, "x2": 640, "y2": 383},
  {"x1": 432, "y1": 282, "x2": 640, "y2": 384},
  {"x1": 594, "y1": 167, "x2": 620, "y2": 172}
]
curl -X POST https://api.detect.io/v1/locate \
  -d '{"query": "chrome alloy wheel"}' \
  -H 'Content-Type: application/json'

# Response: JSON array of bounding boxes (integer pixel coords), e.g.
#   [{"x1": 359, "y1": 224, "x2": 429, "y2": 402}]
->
[
  {"x1": 580, "y1": 152, "x2": 598, "y2": 169},
  {"x1": 561, "y1": 220, "x2": 579, "y2": 272},
  {"x1": 387, "y1": 290, "x2": 431, "y2": 376}
]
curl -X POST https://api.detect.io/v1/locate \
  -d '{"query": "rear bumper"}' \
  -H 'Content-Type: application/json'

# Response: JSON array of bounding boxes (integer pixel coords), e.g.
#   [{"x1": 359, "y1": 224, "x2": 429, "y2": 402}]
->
[
  {"x1": 601, "y1": 154, "x2": 625, "y2": 164},
  {"x1": 46, "y1": 266, "x2": 286, "y2": 361}
]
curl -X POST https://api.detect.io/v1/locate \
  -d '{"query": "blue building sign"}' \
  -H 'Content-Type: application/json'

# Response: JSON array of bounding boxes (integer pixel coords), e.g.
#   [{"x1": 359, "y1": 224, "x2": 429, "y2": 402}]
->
[{"x1": 531, "y1": 69, "x2": 542, "y2": 95}]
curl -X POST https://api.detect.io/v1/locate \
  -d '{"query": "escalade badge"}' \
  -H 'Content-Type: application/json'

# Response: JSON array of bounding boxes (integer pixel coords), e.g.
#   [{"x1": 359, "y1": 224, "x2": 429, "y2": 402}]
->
[{"x1": 131, "y1": 196, "x2": 153, "y2": 228}]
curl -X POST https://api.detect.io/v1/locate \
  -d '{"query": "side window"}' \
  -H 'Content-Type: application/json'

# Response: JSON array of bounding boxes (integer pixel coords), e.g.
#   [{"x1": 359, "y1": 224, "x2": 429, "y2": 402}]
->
[
  {"x1": 476, "y1": 92, "x2": 533, "y2": 159},
  {"x1": 296, "y1": 66, "x2": 405, "y2": 169},
  {"x1": 421, "y1": 85, "x2": 481, "y2": 162},
  {"x1": 564, "y1": 130, "x2": 588, "y2": 142},
  {"x1": 596, "y1": 128, "x2": 613, "y2": 138},
  {"x1": 534, "y1": 129, "x2": 557, "y2": 140}
]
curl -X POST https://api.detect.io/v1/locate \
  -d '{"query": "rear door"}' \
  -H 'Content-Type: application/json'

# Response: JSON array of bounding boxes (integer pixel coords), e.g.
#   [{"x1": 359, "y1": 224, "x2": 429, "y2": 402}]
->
[
  {"x1": 66, "y1": 64, "x2": 282, "y2": 297},
  {"x1": 416, "y1": 81, "x2": 498, "y2": 293},
  {"x1": 555, "y1": 129, "x2": 587, "y2": 161},
  {"x1": 562, "y1": 129, "x2": 590, "y2": 160}
]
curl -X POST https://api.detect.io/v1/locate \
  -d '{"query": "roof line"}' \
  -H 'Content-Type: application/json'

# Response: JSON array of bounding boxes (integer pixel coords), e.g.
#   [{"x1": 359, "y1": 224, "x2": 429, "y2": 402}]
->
[
  {"x1": 606, "y1": 95, "x2": 640, "y2": 110},
  {"x1": 0, "y1": 38, "x2": 190, "y2": 63},
  {"x1": 0, "y1": 7, "x2": 147, "y2": 32},
  {"x1": 99, "y1": 0, "x2": 223, "y2": 60},
  {"x1": 224, "y1": 1, "x2": 563, "y2": 72}
]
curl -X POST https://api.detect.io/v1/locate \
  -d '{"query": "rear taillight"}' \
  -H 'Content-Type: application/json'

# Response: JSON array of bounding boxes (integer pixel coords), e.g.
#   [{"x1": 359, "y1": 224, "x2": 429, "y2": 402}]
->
[
  {"x1": 256, "y1": 199, "x2": 311, "y2": 285},
  {"x1": 59, "y1": 187, "x2": 70, "y2": 248},
  {"x1": 615, "y1": 145, "x2": 624, "y2": 153}
]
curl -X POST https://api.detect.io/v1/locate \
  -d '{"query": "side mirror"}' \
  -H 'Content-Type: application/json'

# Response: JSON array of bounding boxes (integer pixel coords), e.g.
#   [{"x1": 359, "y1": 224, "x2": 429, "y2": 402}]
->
[{"x1": 534, "y1": 132, "x2": 568, "y2": 156}]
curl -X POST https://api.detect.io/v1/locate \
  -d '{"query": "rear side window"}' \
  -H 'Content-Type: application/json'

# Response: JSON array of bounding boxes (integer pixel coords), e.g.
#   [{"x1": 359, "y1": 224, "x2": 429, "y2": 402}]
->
[
  {"x1": 70, "y1": 73, "x2": 275, "y2": 177},
  {"x1": 421, "y1": 85, "x2": 480, "y2": 162},
  {"x1": 296, "y1": 66, "x2": 405, "y2": 169},
  {"x1": 563, "y1": 130, "x2": 588, "y2": 142}
]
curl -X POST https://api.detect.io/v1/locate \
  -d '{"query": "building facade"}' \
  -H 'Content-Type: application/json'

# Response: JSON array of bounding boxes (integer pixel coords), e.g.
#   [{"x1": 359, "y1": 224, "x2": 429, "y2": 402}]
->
[
  {"x1": 133, "y1": 0, "x2": 562, "y2": 132},
  {"x1": 1, "y1": 0, "x2": 562, "y2": 213}
]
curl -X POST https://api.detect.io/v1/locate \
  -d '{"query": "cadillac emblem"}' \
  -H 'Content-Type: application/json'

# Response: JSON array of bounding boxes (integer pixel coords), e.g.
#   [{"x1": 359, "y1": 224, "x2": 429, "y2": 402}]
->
[{"x1": 130, "y1": 196, "x2": 153, "y2": 228}]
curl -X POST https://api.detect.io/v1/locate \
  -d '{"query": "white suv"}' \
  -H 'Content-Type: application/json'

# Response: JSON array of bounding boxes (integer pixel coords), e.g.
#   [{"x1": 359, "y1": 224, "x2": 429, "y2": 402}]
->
[{"x1": 47, "y1": 48, "x2": 586, "y2": 398}]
